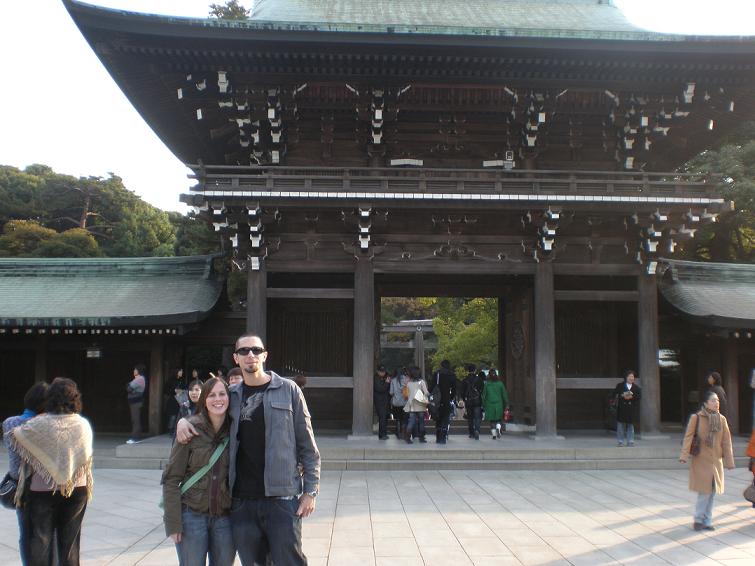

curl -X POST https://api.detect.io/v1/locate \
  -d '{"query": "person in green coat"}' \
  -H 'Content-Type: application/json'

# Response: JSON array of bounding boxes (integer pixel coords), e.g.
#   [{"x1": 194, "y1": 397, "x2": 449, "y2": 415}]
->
[{"x1": 482, "y1": 369, "x2": 509, "y2": 440}]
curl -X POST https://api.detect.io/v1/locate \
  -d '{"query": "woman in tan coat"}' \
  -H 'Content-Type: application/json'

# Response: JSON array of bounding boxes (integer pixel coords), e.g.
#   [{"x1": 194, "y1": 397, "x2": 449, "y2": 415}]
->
[{"x1": 679, "y1": 390, "x2": 735, "y2": 531}]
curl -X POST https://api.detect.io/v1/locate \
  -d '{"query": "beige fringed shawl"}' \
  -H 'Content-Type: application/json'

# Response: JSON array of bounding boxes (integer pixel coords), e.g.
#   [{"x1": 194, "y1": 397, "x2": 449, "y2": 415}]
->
[{"x1": 8, "y1": 413, "x2": 94, "y2": 505}]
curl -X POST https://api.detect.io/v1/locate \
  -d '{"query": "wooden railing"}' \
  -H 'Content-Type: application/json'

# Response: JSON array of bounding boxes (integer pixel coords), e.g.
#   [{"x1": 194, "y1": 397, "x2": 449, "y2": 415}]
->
[{"x1": 188, "y1": 165, "x2": 718, "y2": 199}]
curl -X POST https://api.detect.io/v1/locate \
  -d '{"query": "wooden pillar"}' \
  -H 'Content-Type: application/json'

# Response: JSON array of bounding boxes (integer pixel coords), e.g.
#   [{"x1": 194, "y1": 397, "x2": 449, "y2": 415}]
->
[
  {"x1": 722, "y1": 340, "x2": 739, "y2": 434},
  {"x1": 148, "y1": 335, "x2": 165, "y2": 436},
  {"x1": 352, "y1": 258, "x2": 375, "y2": 436},
  {"x1": 534, "y1": 262, "x2": 557, "y2": 436},
  {"x1": 638, "y1": 274, "x2": 661, "y2": 435},
  {"x1": 34, "y1": 335, "x2": 47, "y2": 382},
  {"x1": 246, "y1": 265, "x2": 267, "y2": 342},
  {"x1": 414, "y1": 328, "x2": 425, "y2": 379}
]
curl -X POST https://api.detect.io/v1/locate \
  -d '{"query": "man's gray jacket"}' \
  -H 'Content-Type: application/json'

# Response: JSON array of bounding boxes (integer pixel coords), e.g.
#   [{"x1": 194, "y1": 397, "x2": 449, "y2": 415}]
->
[{"x1": 228, "y1": 371, "x2": 320, "y2": 497}]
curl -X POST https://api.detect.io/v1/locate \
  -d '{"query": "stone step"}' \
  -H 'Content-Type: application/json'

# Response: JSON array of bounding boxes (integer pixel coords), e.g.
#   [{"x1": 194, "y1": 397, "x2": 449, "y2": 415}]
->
[{"x1": 323, "y1": 456, "x2": 750, "y2": 471}]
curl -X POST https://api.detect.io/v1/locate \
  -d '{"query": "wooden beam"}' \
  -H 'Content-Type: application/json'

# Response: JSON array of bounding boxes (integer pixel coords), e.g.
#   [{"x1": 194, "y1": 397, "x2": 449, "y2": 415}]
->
[
  {"x1": 267, "y1": 288, "x2": 354, "y2": 299},
  {"x1": 352, "y1": 258, "x2": 375, "y2": 436},
  {"x1": 148, "y1": 335, "x2": 165, "y2": 436},
  {"x1": 722, "y1": 340, "x2": 739, "y2": 434},
  {"x1": 534, "y1": 262, "x2": 557, "y2": 437},
  {"x1": 557, "y1": 377, "x2": 641, "y2": 389},
  {"x1": 246, "y1": 266, "x2": 267, "y2": 341},
  {"x1": 302, "y1": 376, "x2": 354, "y2": 389},
  {"x1": 638, "y1": 274, "x2": 661, "y2": 435},
  {"x1": 554, "y1": 290, "x2": 639, "y2": 302},
  {"x1": 34, "y1": 335, "x2": 47, "y2": 382},
  {"x1": 553, "y1": 264, "x2": 640, "y2": 276}
]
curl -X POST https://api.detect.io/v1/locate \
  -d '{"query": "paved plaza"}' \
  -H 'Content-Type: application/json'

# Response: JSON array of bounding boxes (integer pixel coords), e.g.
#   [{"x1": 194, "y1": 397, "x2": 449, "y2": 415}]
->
[{"x1": 0, "y1": 464, "x2": 752, "y2": 565}]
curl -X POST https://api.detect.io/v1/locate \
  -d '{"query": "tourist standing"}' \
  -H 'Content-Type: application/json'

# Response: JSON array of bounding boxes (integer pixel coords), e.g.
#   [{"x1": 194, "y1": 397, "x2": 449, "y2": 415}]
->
[
  {"x1": 389, "y1": 368, "x2": 409, "y2": 439},
  {"x1": 227, "y1": 368, "x2": 244, "y2": 387},
  {"x1": 165, "y1": 369, "x2": 185, "y2": 434},
  {"x1": 482, "y1": 369, "x2": 509, "y2": 440},
  {"x1": 180, "y1": 379, "x2": 203, "y2": 419},
  {"x1": 176, "y1": 334, "x2": 320, "y2": 566},
  {"x1": 404, "y1": 366, "x2": 429, "y2": 444},
  {"x1": 613, "y1": 370, "x2": 641, "y2": 447},
  {"x1": 126, "y1": 363, "x2": 147, "y2": 444},
  {"x1": 461, "y1": 364, "x2": 483, "y2": 440},
  {"x1": 162, "y1": 377, "x2": 235, "y2": 566},
  {"x1": 8, "y1": 378, "x2": 94, "y2": 566},
  {"x1": 679, "y1": 390, "x2": 735, "y2": 531},
  {"x1": 373, "y1": 365, "x2": 391, "y2": 440},
  {"x1": 704, "y1": 371, "x2": 728, "y2": 419},
  {"x1": 2, "y1": 381, "x2": 48, "y2": 566},
  {"x1": 433, "y1": 360, "x2": 457, "y2": 444}
]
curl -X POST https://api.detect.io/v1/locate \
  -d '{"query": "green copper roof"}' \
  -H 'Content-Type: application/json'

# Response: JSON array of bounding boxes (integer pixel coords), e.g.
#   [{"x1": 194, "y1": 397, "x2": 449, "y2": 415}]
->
[
  {"x1": 0, "y1": 255, "x2": 223, "y2": 328},
  {"x1": 660, "y1": 259, "x2": 755, "y2": 328},
  {"x1": 245, "y1": 0, "x2": 706, "y2": 41}
]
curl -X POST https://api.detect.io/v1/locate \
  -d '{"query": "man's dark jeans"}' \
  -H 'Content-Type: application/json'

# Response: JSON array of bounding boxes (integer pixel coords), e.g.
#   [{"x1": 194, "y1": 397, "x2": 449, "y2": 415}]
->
[
  {"x1": 374, "y1": 401, "x2": 390, "y2": 438},
  {"x1": 27, "y1": 487, "x2": 87, "y2": 566},
  {"x1": 466, "y1": 406, "x2": 482, "y2": 437},
  {"x1": 231, "y1": 497, "x2": 307, "y2": 566},
  {"x1": 436, "y1": 405, "x2": 452, "y2": 442}
]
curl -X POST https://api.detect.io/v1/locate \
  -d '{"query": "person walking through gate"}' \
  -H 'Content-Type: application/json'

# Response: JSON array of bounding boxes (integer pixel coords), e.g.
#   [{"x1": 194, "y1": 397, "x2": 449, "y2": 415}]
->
[
  {"x1": 126, "y1": 363, "x2": 147, "y2": 444},
  {"x1": 177, "y1": 334, "x2": 320, "y2": 566},
  {"x1": 374, "y1": 365, "x2": 391, "y2": 440},
  {"x1": 389, "y1": 368, "x2": 409, "y2": 439},
  {"x1": 679, "y1": 390, "x2": 735, "y2": 531},
  {"x1": 461, "y1": 364, "x2": 484, "y2": 440},
  {"x1": 483, "y1": 369, "x2": 509, "y2": 440},
  {"x1": 433, "y1": 360, "x2": 457, "y2": 444},
  {"x1": 163, "y1": 377, "x2": 235, "y2": 566},
  {"x1": 613, "y1": 370, "x2": 641, "y2": 447},
  {"x1": 404, "y1": 366, "x2": 429, "y2": 444}
]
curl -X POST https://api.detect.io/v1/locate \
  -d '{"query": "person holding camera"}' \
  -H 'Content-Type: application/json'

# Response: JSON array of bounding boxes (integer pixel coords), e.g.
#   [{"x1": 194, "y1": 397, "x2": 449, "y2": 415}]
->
[{"x1": 613, "y1": 370, "x2": 641, "y2": 447}]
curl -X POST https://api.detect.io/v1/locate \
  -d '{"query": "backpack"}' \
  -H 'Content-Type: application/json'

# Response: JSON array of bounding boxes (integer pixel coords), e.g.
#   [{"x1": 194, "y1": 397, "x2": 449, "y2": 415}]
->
[{"x1": 465, "y1": 376, "x2": 481, "y2": 405}]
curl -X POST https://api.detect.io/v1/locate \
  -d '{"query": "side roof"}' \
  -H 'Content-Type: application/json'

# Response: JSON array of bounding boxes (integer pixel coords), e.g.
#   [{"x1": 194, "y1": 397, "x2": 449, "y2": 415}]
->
[
  {"x1": 659, "y1": 259, "x2": 755, "y2": 329},
  {"x1": 0, "y1": 255, "x2": 224, "y2": 330}
]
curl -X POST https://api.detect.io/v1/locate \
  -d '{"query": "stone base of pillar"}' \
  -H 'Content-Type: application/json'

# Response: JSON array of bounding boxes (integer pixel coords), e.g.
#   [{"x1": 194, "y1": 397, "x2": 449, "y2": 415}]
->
[{"x1": 529, "y1": 434, "x2": 566, "y2": 441}]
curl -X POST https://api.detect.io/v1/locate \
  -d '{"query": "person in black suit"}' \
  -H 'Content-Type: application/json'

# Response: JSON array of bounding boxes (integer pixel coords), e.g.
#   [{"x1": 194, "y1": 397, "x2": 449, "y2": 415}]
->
[{"x1": 613, "y1": 369, "x2": 641, "y2": 446}]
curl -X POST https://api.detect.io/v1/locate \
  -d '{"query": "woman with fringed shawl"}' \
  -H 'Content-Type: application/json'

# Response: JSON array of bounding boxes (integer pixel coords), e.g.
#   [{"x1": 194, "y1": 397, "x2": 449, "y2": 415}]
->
[
  {"x1": 679, "y1": 389, "x2": 735, "y2": 532},
  {"x1": 8, "y1": 378, "x2": 94, "y2": 566}
]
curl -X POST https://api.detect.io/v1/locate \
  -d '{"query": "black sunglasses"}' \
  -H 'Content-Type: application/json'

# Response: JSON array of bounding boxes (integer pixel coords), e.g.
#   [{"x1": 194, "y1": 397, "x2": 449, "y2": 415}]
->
[{"x1": 234, "y1": 346, "x2": 266, "y2": 357}]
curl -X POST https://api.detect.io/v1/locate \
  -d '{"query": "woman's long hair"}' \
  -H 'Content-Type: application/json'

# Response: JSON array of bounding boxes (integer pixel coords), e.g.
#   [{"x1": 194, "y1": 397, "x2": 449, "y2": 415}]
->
[{"x1": 196, "y1": 377, "x2": 231, "y2": 438}]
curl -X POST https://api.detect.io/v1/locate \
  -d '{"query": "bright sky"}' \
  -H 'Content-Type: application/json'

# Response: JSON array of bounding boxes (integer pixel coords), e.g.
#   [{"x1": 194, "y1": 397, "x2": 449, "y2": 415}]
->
[{"x1": 1, "y1": 1, "x2": 753, "y2": 212}]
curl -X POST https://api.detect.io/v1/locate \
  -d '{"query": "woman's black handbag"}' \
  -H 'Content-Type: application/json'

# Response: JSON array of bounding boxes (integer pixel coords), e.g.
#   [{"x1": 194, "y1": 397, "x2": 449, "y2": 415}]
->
[{"x1": 0, "y1": 473, "x2": 18, "y2": 509}]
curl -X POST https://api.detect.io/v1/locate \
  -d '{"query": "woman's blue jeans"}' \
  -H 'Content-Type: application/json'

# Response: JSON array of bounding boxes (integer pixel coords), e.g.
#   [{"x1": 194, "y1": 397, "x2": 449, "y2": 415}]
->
[
  {"x1": 176, "y1": 509, "x2": 235, "y2": 566},
  {"x1": 407, "y1": 411, "x2": 426, "y2": 439}
]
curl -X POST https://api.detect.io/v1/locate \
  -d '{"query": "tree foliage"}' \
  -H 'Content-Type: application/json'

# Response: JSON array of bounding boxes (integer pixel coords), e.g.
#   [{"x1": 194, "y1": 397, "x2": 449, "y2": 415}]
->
[
  {"x1": 430, "y1": 298, "x2": 498, "y2": 374},
  {"x1": 680, "y1": 121, "x2": 755, "y2": 262},
  {"x1": 209, "y1": 0, "x2": 250, "y2": 20},
  {"x1": 0, "y1": 220, "x2": 102, "y2": 258},
  {"x1": 0, "y1": 164, "x2": 181, "y2": 257}
]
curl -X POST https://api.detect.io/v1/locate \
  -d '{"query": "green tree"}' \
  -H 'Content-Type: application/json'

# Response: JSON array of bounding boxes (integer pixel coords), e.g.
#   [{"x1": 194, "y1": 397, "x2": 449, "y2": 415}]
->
[
  {"x1": 430, "y1": 298, "x2": 498, "y2": 373},
  {"x1": 0, "y1": 165, "x2": 176, "y2": 257},
  {"x1": 170, "y1": 212, "x2": 219, "y2": 256},
  {"x1": 209, "y1": 0, "x2": 250, "y2": 20},
  {"x1": 680, "y1": 122, "x2": 755, "y2": 262},
  {"x1": 0, "y1": 220, "x2": 57, "y2": 256},
  {"x1": 0, "y1": 221, "x2": 102, "y2": 258}
]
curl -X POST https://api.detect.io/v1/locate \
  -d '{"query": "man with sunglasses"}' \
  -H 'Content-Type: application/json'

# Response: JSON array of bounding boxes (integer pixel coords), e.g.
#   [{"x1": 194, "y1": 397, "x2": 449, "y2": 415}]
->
[{"x1": 176, "y1": 333, "x2": 320, "y2": 566}]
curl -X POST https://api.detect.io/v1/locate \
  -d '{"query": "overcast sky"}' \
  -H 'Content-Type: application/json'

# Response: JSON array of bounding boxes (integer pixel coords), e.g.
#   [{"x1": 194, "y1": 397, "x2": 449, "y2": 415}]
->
[{"x1": 1, "y1": 1, "x2": 753, "y2": 212}]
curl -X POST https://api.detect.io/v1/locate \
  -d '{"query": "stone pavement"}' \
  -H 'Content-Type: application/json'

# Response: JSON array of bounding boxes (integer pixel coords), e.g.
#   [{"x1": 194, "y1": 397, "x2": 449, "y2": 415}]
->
[{"x1": 0, "y1": 466, "x2": 753, "y2": 565}]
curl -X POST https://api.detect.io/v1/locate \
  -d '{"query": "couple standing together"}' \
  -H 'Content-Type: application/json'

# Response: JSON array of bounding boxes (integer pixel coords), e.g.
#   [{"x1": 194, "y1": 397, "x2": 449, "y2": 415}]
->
[{"x1": 163, "y1": 333, "x2": 320, "y2": 566}]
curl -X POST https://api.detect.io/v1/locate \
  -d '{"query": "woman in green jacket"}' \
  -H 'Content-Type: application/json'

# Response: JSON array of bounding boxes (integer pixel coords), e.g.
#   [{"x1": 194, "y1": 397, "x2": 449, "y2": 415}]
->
[
  {"x1": 162, "y1": 377, "x2": 235, "y2": 566},
  {"x1": 482, "y1": 369, "x2": 509, "y2": 440}
]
